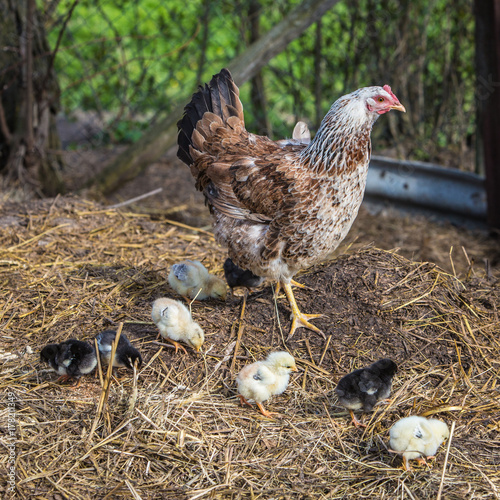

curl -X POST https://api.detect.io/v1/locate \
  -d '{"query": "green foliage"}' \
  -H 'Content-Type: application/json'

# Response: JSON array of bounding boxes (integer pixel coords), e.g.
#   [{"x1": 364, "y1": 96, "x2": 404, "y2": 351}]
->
[{"x1": 44, "y1": 0, "x2": 475, "y2": 168}]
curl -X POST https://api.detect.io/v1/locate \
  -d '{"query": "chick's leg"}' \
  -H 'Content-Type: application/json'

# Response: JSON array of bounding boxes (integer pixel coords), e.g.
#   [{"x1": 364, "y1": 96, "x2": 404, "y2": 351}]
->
[
  {"x1": 256, "y1": 402, "x2": 280, "y2": 419},
  {"x1": 349, "y1": 410, "x2": 367, "y2": 428},
  {"x1": 69, "y1": 377, "x2": 82, "y2": 389},
  {"x1": 282, "y1": 282, "x2": 325, "y2": 338},
  {"x1": 163, "y1": 337, "x2": 188, "y2": 355},
  {"x1": 238, "y1": 395, "x2": 254, "y2": 408}
]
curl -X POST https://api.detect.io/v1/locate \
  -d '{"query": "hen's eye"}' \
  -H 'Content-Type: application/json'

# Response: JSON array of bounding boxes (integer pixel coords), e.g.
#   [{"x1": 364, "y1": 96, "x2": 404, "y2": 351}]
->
[{"x1": 378, "y1": 97, "x2": 384, "y2": 102}]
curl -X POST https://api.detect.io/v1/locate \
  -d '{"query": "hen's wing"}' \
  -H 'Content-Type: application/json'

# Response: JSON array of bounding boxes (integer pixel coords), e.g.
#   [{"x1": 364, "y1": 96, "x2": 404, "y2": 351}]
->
[
  {"x1": 198, "y1": 130, "x2": 304, "y2": 225},
  {"x1": 178, "y1": 69, "x2": 306, "y2": 226}
]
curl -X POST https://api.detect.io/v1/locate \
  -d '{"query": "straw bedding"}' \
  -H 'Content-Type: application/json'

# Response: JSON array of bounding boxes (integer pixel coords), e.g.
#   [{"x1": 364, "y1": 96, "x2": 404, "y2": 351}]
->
[{"x1": 0, "y1": 196, "x2": 499, "y2": 499}]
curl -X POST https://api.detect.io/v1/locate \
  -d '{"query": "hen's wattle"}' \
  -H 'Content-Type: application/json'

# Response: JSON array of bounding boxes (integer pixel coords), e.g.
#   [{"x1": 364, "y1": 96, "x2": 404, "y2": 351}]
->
[{"x1": 177, "y1": 69, "x2": 404, "y2": 337}]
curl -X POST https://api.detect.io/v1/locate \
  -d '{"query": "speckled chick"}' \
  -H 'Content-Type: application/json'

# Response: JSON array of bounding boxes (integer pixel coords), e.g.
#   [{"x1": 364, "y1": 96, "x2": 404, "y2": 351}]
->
[
  {"x1": 236, "y1": 351, "x2": 297, "y2": 418},
  {"x1": 223, "y1": 257, "x2": 264, "y2": 294},
  {"x1": 335, "y1": 358, "x2": 398, "y2": 427},
  {"x1": 40, "y1": 339, "x2": 97, "y2": 386},
  {"x1": 152, "y1": 297, "x2": 204, "y2": 353},
  {"x1": 389, "y1": 416, "x2": 450, "y2": 470},
  {"x1": 168, "y1": 260, "x2": 227, "y2": 300},
  {"x1": 95, "y1": 329, "x2": 142, "y2": 369}
]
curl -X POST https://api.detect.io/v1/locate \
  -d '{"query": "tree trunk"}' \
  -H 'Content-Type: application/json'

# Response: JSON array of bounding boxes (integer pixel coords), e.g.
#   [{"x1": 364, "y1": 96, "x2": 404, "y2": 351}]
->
[
  {"x1": 248, "y1": 0, "x2": 271, "y2": 136},
  {"x1": 0, "y1": 0, "x2": 65, "y2": 195},
  {"x1": 314, "y1": 20, "x2": 323, "y2": 129},
  {"x1": 475, "y1": 0, "x2": 500, "y2": 228},
  {"x1": 87, "y1": 0, "x2": 340, "y2": 195}
]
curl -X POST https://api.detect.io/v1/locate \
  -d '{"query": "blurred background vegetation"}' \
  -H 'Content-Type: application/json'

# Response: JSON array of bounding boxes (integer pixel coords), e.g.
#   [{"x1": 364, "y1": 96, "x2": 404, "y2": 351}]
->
[{"x1": 46, "y1": 0, "x2": 475, "y2": 169}]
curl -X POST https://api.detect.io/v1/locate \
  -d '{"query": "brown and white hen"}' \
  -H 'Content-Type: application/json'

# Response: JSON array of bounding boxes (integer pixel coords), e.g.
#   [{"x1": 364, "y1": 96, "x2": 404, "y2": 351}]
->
[{"x1": 177, "y1": 69, "x2": 405, "y2": 337}]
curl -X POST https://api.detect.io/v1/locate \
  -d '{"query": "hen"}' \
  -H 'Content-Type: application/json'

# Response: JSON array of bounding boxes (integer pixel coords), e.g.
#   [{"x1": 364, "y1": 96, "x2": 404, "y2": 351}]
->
[{"x1": 177, "y1": 69, "x2": 405, "y2": 337}]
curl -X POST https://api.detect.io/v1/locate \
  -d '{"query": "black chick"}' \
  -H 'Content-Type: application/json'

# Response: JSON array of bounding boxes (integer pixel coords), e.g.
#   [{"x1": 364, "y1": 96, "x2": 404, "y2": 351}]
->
[
  {"x1": 335, "y1": 358, "x2": 398, "y2": 427},
  {"x1": 223, "y1": 258, "x2": 264, "y2": 295},
  {"x1": 95, "y1": 329, "x2": 142, "y2": 370},
  {"x1": 40, "y1": 339, "x2": 97, "y2": 387}
]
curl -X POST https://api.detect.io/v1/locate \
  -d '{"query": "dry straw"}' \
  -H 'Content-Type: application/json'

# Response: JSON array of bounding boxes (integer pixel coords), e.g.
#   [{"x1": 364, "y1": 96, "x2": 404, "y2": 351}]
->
[{"x1": 0, "y1": 197, "x2": 498, "y2": 499}]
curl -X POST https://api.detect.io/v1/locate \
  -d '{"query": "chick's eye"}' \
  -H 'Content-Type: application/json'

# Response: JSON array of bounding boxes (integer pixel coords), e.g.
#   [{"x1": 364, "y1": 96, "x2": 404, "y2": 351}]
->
[{"x1": 378, "y1": 97, "x2": 384, "y2": 102}]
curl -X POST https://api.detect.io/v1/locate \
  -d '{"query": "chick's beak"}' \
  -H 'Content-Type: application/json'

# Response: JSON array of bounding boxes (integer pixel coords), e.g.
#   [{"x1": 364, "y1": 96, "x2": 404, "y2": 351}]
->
[
  {"x1": 292, "y1": 365, "x2": 298, "y2": 372},
  {"x1": 390, "y1": 103, "x2": 406, "y2": 113}
]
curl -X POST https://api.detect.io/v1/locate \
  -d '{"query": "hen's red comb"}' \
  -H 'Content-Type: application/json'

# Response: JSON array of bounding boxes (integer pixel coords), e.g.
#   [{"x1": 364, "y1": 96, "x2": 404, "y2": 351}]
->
[{"x1": 383, "y1": 85, "x2": 399, "y2": 102}]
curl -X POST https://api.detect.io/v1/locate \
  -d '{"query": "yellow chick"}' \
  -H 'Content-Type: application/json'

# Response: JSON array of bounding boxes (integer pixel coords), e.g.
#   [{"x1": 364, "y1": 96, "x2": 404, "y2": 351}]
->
[
  {"x1": 236, "y1": 351, "x2": 297, "y2": 418},
  {"x1": 151, "y1": 298, "x2": 204, "y2": 353},
  {"x1": 389, "y1": 416, "x2": 450, "y2": 470},
  {"x1": 168, "y1": 260, "x2": 227, "y2": 301}
]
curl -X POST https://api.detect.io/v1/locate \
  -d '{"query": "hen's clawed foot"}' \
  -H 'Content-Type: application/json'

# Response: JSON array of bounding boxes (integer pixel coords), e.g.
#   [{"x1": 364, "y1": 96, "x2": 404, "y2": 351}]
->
[{"x1": 282, "y1": 282, "x2": 325, "y2": 338}]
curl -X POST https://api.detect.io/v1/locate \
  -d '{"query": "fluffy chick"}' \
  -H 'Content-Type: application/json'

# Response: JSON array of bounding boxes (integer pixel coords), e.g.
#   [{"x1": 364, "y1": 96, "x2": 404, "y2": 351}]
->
[
  {"x1": 151, "y1": 297, "x2": 204, "y2": 353},
  {"x1": 95, "y1": 329, "x2": 142, "y2": 370},
  {"x1": 223, "y1": 257, "x2": 264, "y2": 295},
  {"x1": 335, "y1": 358, "x2": 398, "y2": 427},
  {"x1": 236, "y1": 351, "x2": 297, "y2": 418},
  {"x1": 40, "y1": 339, "x2": 97, "y2": 386},
  {"x1": 168, "y1": 260, "x2": 227, "y2": 301},
  {"x1": 389, "y1": 416, "x2": 450, "y2": 470},
  {"x1": 276, "y1": 121, "x2": 311, "y2": 146}
]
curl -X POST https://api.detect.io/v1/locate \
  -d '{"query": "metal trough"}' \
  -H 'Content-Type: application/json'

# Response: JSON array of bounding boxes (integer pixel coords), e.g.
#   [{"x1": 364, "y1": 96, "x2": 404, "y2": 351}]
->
[{"x1": 365, "y1": 156, "x2": 487, "y2": 224}]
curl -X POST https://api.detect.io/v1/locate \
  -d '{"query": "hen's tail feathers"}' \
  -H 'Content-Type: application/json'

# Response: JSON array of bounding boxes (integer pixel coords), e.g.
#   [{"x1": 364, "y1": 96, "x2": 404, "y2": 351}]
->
[{"x1": 177, "y1": 68, "x2": 243, "y2": 165}]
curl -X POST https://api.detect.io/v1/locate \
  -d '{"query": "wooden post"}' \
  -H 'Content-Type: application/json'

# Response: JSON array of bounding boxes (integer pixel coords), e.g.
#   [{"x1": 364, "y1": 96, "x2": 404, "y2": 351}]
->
[{"x1": 475, "y1": 0, "x2": 500, "y2": 228}]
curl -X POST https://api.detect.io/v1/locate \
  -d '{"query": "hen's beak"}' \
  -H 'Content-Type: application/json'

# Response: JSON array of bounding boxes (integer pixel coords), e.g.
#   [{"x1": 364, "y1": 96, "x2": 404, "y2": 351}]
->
[{"x1": 390, "y1": 103, "x2": 406, "y2": 113}]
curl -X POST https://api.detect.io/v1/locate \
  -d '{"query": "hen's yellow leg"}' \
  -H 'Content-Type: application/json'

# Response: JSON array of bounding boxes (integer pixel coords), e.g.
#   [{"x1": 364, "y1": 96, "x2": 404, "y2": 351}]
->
[
  {"x1": 282, "y1": 282, "x2": 325, "y2": 338},
  {"x1": 274, "y1": 279, "x2": 306, "y2": 297}
]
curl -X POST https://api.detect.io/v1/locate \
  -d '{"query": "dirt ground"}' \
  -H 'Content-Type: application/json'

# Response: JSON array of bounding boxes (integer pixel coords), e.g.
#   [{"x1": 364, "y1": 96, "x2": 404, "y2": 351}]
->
[{"x1": 0, "y1": 152, "x2": 499, "y2": 499}]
